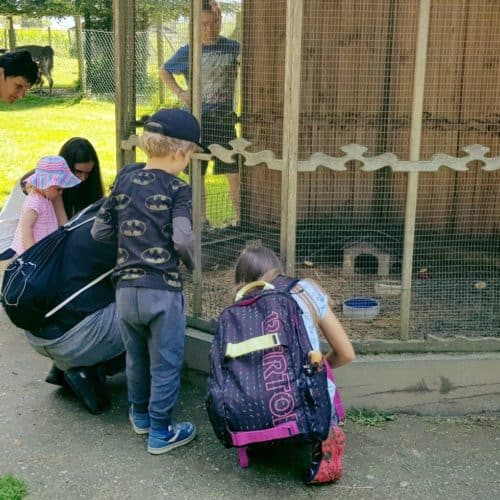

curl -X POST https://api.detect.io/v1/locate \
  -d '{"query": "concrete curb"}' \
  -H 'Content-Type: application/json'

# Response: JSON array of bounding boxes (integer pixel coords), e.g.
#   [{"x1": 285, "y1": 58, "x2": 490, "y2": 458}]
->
[{"x1": 184, "y1": 327, "x2": 500, "y2": 416}]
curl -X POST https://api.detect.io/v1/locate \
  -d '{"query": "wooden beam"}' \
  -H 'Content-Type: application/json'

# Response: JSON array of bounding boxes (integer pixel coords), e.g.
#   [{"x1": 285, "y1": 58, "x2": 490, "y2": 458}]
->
[
  {"x1": 281, "y1": 0, "x2": 303, "y2": 274},
  {"x1": 156, "y1": 15, "x2": 165, "y2": 104},
  {"x1": 74, "y1": 15, "x2": 86, "y2": 95},
  {"x1": 401, "y1": 0, "x2": 431, "y2": 339},
  {"x1": 113, "y1": 0, "x2": 136, "y2": 171},
  {"x1": 191, "y1": 0, "x2": 204, "y2": 316}
]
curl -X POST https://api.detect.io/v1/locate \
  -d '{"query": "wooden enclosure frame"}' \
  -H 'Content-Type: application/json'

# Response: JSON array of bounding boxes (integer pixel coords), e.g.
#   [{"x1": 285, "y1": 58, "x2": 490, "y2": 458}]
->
[{"x1": 114, "y1": 0, "x2": 499, "y2": 349}]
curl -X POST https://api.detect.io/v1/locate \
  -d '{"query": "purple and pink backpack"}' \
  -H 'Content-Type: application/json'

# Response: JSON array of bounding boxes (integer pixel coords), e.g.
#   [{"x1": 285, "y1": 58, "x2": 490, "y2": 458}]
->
[{"x1": 206, "y1": 276, "x2": 333, "y2": 468}]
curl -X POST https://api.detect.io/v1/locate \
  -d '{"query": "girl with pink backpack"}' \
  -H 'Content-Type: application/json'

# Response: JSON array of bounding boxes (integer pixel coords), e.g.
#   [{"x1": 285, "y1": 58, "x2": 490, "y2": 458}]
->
[{"x1": 232, "y1": 245, "x2": 355, "y2": 484}]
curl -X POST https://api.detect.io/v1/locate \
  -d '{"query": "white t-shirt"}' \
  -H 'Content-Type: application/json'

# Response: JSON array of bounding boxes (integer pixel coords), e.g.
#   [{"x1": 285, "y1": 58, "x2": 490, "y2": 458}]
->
[
  {"x1": 0, "y1": 181, "x2": 26, "y2": 253},
  {"x1": 291, "y1": 279, "x2": 336, "y2": 402}
]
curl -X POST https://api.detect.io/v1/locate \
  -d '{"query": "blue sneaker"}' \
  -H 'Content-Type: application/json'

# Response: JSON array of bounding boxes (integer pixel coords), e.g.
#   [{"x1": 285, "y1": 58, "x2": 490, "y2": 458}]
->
[
  {"x1": 147, "y1": 422, "x2": 197, "y2": 455},
  {"x1": 129, "y1": 406, "x2": 150, "y2": 435}
]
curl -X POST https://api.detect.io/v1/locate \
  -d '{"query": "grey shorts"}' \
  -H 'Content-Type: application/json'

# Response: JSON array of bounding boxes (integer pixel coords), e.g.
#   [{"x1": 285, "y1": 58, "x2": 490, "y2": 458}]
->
[
  {"x1": 24, "y1": 302, "x2": 124, "y2": 371},
  {"x1": 201, "y1": 112, "x2": 238, "y2": 175}
]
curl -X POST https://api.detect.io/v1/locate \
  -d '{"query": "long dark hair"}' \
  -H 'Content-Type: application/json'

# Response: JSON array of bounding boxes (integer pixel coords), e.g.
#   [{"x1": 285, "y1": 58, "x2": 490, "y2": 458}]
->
[
  {"x1": 234, "y1": 246, "x2": 284, "y2": 285},
  {"x1": 59, "y1": 137, "x2": 104, "y2": 217}
]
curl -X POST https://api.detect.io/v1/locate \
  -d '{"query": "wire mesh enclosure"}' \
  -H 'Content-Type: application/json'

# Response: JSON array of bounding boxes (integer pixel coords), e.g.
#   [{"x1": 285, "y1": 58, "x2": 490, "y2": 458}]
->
[{"x1": 111, "y1": 0, "x2": 499, "y2": 345}]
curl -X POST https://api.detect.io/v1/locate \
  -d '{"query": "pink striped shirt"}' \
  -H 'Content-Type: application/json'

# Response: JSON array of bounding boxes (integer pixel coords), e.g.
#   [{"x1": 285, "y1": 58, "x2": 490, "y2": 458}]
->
[{"x1": 11, "y1": 192, "x2": 59, "y2": 255}]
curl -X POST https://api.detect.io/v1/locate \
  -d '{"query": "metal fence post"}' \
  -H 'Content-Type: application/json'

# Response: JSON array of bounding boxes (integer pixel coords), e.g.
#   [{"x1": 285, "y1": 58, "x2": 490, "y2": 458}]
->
[
  {"x1": 401, "y1": 0, "x2": 431, "y2": 339},
  {"x1": 281, "y1": 0, "x2": 303, "y2": 274}
]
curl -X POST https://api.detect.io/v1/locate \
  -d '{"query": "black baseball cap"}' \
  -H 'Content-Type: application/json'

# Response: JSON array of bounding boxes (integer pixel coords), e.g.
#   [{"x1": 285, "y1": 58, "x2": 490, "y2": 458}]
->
[{"x1": 144, "y1": 108, "x2": 208, "y2": 152}]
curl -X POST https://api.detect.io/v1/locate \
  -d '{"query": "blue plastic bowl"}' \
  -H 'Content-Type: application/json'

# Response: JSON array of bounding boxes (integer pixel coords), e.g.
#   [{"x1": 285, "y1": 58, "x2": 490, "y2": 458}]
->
[{"x1": 343, "y1": 297, "x2": 380, "y2": 320}]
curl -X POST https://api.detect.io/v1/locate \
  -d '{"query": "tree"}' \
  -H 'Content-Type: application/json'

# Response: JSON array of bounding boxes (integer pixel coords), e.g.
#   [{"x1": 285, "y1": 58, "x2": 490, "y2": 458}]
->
[{"x1": 0, "y1": 0, "x2": 76, "y2": 17}]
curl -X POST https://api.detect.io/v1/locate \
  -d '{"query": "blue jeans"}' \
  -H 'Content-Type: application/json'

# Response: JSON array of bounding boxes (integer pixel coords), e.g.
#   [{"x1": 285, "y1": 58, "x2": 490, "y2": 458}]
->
[
  {"x1": 25, "y1": 302, "x2": 124, "y2": 371},
  {"x1": 116, "y1": 287, "x2": 185, "y2": 430}
]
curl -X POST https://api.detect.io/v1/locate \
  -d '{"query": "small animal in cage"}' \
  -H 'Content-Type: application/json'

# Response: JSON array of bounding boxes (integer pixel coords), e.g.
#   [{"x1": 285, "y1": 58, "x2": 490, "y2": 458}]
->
[{"x1": 417, "y1": 267, "x2": 430, "y2": 280}]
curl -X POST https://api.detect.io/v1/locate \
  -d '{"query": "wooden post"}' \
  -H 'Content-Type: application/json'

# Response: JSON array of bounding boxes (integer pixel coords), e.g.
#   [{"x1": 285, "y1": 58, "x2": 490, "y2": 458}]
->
[
  {"x1": 156, "y1": 15, "x2": 165, "y2": 104},
  {"x1": 47, "y1": 26, "x2": 52, "y2": 47},
  {"x1": 74, "y1": 16, "x2": 86, "y2": 94},
  {"x1": 7, "y1": 16, "x2": 15, "y2": 50},
  {"x1": 236, "y1": 9, "x2": 248, "y2": 229},
  {"x1": 280, "y1": 0, "x2": 303, "y2": 274},
  {"x1": 401, "y1": 0, "x2": 431, "y2": 339},
  {"x1": 191, "y1": 0, "x2": 203, "y2": 316},
  {"x1": 113, "y1": 0, "x2": 136, "y2": 171}
]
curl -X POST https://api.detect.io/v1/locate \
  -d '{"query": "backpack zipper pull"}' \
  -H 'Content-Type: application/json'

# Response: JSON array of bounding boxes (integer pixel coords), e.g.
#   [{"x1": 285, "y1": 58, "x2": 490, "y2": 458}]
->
[{"x1": 308, "y1": 351, "x2": 325, "y2": 371}]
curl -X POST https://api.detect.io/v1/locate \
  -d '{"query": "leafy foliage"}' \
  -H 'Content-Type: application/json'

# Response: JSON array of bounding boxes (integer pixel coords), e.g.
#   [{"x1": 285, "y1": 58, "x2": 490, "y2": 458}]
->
[
  {"x1": 0, "y1": 0, "x2": 75, "y2": 17},
  {"x1": 346, "y1": 408, "x2": 397, "y2": 426},
  {"x1": 0, "y1": 474, "x2": 28, "y2": 500},
  {"x1": 0, "y1": 0, "x2": 237, "y2": 27}
]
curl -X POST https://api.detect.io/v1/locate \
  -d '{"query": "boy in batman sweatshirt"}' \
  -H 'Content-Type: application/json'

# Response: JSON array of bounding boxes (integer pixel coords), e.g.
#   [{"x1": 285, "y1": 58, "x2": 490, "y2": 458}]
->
[{"x1": 92, "y1": 109, "x2": 205, "y2": 454}]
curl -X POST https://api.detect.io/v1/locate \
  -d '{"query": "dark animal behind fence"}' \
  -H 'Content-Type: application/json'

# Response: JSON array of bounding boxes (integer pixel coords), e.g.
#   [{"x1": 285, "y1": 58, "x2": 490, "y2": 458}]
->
[{"x1": 14, "y1": 45, "x2": 54, "y2": 94}]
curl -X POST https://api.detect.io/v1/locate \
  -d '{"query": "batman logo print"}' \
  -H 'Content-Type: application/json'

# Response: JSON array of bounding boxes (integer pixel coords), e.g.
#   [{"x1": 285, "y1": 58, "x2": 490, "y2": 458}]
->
[
  {"x1": 121, "y1": 219, "x2": 147, "y2": 237},
  {"x1": 95, "y1": 210, "x2": 112, "y2": 225},
  {"x1": 145, "y1": 194, "x2": 171, "y2": 212},
  {"x1": 168, "y1": 181, "x2": 180, "y2": 193},
  {"x1": 141, "y1": 247, "x2": 171, "y2": 265},
  {"x1": 163, "y1": 271, "x2": 182, "y2": 289},
  {"x1": 118, "y1": 267, "x2": 146, "y2": 280},
  {"x1": 117, "y1": 248, "x2": 129, "y2": 265},
  {"x1": 132, "y1": 171, "x2": 156, "y2": 185},
  {"x1": 111, "y1": 193, "x2": 131, "y2": 211}
]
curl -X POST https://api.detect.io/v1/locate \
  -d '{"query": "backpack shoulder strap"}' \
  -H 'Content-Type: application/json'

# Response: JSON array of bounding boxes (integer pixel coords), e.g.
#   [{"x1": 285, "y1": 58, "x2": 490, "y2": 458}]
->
[
  {"x1": 233, "y1": 275, "x2": 299, "y2": 302},
  {"x1": 290, "y1": 279, "x2": 321, "y2": 325},
  {"x1": 44, "y1": 268, "x2": 114, "y2": 318},
  {"x1": 271, "y1": 275, "x2": 300, "y2": 293},
  {"x1": 63, "y1": 202, "x2": 98, "y2": 231},
  {"x1": 234, "y1": 280, "x2": 274, "y2": 301}
]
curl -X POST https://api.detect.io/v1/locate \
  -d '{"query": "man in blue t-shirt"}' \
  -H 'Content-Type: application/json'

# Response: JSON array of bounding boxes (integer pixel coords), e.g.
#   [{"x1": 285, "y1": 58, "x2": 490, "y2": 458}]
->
[{"x1": 160, "y1": 0, "x2": 240, "y2": 225}]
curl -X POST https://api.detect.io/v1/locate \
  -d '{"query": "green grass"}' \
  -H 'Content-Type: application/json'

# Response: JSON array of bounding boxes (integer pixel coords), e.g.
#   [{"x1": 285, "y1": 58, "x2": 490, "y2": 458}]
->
[
  {"x1": 346, "y1": 408, "x2": 397, "y2": 426},
  {"x1": 0, "y1": 94, "x2": 234, "y2": 225},
  {"x1": 0, "y1": 94, "x2": 118, "y2": 200},
  {"x1": 52, "y1": 55, "x2": 80, "y2": 89},
  {"x1": 426, "y1": 414, "x2": 498, "y2": 427},
  {"x1": 0, "y1": 474, "x2": 27, "y2": 500}
]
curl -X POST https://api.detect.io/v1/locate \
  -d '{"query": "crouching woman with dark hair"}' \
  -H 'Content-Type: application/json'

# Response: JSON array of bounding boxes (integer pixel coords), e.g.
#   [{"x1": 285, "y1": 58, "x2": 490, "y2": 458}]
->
[
  {"x1": 23, "y1": 201, "x2": 125, "y2": 414},
  {"x1": 58, "y1": 137, "x2": 104, "y2": 218}
]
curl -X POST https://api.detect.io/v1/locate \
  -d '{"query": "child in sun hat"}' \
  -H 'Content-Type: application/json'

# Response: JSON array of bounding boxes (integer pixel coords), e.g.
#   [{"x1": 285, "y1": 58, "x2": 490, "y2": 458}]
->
[{"x1": 10, "y1": 155, "x2": 81, "y2": 255}]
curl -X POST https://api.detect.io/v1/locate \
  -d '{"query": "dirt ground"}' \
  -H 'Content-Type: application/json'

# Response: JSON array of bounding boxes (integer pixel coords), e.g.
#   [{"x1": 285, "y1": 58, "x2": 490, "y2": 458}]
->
[
  {"x1": 185, "y1": 241, "x2": 500, "y2": 340},
  {"x1": 1, "y1": 307, "x2": 499, "y2": 500}
]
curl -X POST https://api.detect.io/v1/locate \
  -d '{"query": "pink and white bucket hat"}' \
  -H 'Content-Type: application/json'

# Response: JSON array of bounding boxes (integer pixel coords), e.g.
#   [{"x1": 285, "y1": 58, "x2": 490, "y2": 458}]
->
[{"x1": 25, "y1": 155, "x2": 81, "y2": 190}]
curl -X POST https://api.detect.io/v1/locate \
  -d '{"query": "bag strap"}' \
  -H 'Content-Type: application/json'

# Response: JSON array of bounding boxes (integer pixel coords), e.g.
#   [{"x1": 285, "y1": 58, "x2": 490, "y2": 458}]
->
[
  {"x1": 44, "y1": 201, "x2": 108, "y2": 317},
  {"x1": 234, "y1": 280, "x2": 274, "y2": 301},
  {"x1": 63, "y1": 200, "x2": 102, "y2": 231},
  {"x1": 272, "y1": 275, "x2": 300, "y2": 294},
  {"x1": 44, "y1": 268, "x2": 114, "y2": 319},
  {"x1": 272, "y1": 275, "x2": 320, "y2": 323},
  {"x1": 225, "y1": 333, "x2": 282, "y2": 359},
  {"x1": 291, "y1": 282, "x2": 321, "y2": 325}
]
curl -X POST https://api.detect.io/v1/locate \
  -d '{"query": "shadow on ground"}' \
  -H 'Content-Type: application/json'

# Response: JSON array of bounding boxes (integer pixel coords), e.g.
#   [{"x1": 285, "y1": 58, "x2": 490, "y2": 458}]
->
[{"x1": 0, "y1": 309, "x2": 498, "y2": 500}]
